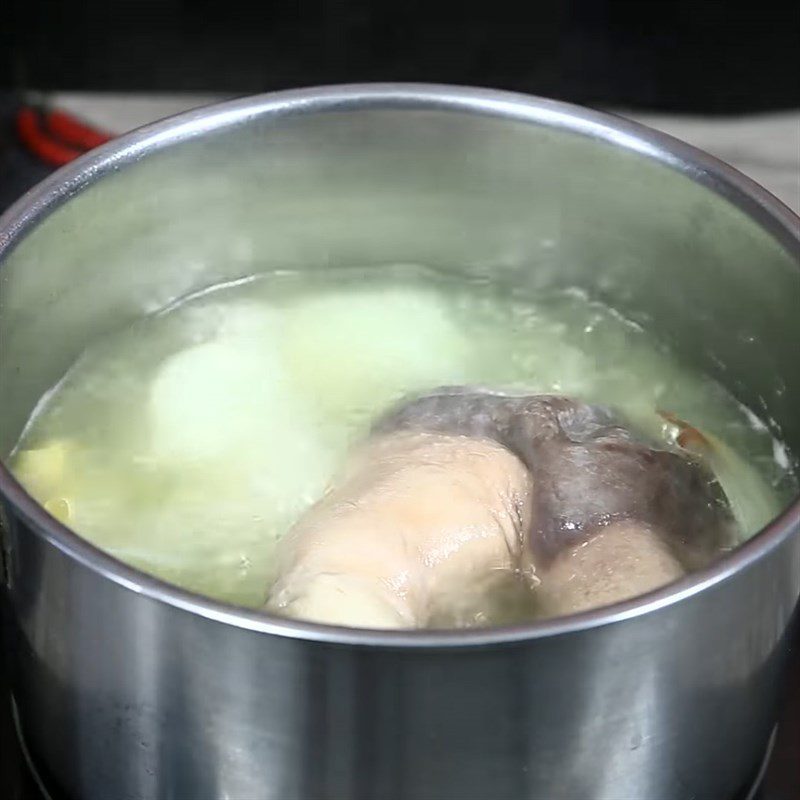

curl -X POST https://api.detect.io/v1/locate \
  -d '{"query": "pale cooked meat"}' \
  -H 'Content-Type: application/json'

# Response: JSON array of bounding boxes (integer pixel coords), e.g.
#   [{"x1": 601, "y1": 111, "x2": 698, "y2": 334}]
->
[
  {"x1": 534, "y1": 520, "x2": 685, "y2": 617},
  {"x1": 378, "y1": 389, "x2": 735, "y2": 571},
  {"x1": 266, "y1": 432, "x2": 534, "y2": 628},
  {"x1": 267, "y1": 389, "x2": 735, "y2": 628}
]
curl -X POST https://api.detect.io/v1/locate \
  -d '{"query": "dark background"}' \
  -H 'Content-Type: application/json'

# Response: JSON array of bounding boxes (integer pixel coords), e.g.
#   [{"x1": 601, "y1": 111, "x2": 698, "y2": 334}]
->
[{"x1": 1, "y1": 0, "x2": 799, "y2": 112}]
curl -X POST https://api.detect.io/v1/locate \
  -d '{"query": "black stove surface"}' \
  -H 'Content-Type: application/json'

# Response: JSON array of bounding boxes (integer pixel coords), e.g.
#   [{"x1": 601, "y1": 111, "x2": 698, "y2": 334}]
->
[{"x1": 0, "y1": 94, "x2": 799, "y2": 799}]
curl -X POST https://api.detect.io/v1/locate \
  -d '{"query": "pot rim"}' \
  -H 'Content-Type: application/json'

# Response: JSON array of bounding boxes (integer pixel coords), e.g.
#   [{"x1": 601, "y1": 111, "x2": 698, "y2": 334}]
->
[{"x1": 1, "y1": 82, "x2": 798, "y2": 648}]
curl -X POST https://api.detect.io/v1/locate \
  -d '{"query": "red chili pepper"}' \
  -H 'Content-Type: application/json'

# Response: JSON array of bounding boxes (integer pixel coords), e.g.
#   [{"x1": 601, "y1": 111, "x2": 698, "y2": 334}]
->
[
  {"x1": 16, "y1": 107, "x2": 83, "y2": 166},
  {"x1": 45, "y1": 109, "x2": 112, "y2": 151},
  {"x1": 15, "y1": 106, "x2": 113, "y2": 167},
  {"x1": 657, "y1": 410, "x2": 713, "y2": 453}
]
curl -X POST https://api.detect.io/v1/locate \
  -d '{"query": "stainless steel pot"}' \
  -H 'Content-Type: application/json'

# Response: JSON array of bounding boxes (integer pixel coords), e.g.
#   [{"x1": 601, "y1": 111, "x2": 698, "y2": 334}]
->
[{"x1": 1, "y1": 85, "x2": 799, "y2": 800}]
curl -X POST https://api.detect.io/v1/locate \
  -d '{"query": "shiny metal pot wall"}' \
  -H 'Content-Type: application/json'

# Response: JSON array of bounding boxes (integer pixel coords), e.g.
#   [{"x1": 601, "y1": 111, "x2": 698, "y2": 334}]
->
[{"x1": 0, "y1": 86, "x2": 799, "y2": 800}]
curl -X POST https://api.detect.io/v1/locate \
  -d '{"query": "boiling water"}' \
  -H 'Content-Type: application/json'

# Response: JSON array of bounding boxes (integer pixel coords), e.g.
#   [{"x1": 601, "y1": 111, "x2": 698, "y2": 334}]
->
[{"x1": 10, "y1": 266, "x2": 795, "y2": 608}]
